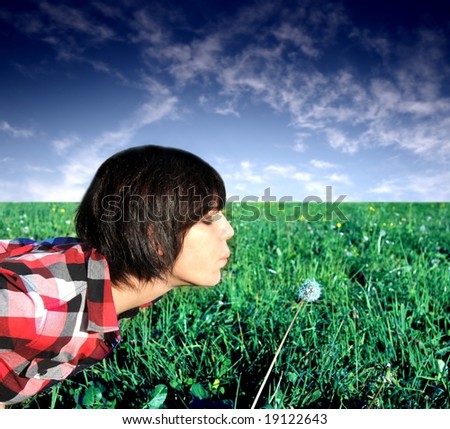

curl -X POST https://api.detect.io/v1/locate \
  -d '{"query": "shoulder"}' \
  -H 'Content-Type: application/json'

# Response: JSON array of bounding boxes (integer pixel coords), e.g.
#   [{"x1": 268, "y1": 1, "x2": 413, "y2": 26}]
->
[
  {"x1": 0, "y1": 238, "x2": 92, "y2": 348},
  {"x1": 0, "y1": 237, "x2": 86, "y2": 265},
  {"x1": 0, "y1": 238, "x2": 35, "y2": 258},
  {"x1": 0, "y1": 237, "x2": 93, "y2": 307}
]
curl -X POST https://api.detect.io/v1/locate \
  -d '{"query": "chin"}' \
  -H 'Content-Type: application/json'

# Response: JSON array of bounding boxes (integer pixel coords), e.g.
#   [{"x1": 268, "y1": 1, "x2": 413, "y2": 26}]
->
[
  {"x1": 199, "y1": 274, "x2": 222, "y2": 287},
  {"x1": 199, "y1": 280, "x2": 221, "y2": 287}
]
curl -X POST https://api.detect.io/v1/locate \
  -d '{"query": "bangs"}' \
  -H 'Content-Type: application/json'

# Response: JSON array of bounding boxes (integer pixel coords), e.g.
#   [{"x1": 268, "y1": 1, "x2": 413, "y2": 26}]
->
[
  {"x1": 179, "y1": 185, "x2": 225, "y2": 226},
  {"x1": 184, "y1": 164, "x2": 226, "y2": 222},
  {"x1": 199, "y1": 190, "x2": 225, "y2": 217}
]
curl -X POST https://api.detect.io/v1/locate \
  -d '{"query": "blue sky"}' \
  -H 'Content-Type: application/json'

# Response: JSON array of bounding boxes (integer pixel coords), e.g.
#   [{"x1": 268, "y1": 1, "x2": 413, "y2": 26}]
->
[{"x1": 1, "y1": 0, "x2": 450, "y2": 202}]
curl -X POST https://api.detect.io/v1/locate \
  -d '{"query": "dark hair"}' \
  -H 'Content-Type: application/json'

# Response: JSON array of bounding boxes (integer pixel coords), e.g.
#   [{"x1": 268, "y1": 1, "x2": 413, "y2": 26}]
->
[{"x1": 75, "y1": 145, "x2": 226, "y2": 287}]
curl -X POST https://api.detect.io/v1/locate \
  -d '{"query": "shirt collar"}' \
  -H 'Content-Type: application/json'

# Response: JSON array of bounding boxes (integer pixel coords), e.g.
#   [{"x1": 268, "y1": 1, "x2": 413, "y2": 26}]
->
[{"x1": 85, "y1": 248, "x2": 120, "y2": 333}]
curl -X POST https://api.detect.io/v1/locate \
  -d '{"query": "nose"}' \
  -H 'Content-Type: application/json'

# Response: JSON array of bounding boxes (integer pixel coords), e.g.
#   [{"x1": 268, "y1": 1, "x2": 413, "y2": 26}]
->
[{"x1": 222, "y1": 216, "x2": 234, "y2": 240}]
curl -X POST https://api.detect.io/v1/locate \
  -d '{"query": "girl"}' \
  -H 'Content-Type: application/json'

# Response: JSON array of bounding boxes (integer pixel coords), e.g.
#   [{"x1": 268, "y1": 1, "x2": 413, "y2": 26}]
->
[{"x1": 0, "y1": 145, "x2": 234, "y2": 406}]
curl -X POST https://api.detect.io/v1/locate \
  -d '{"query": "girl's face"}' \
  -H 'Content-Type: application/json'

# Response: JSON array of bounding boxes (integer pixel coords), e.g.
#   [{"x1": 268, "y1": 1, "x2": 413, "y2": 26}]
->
[{"x1": 170, "y1": 211, "x2": 234, "y2": 287}]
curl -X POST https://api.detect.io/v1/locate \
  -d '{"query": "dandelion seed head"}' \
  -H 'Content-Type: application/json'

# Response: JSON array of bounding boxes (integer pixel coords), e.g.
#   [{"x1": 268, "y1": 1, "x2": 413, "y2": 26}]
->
[{"x1": 297, "y1": 279, "x2": 322, "y2": 302}]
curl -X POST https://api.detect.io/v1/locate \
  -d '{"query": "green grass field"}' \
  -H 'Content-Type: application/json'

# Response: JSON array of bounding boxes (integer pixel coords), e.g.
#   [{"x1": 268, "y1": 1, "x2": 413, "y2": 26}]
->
[{"x1": 1, "y1": 202, "x2": 449, "y2": 409}]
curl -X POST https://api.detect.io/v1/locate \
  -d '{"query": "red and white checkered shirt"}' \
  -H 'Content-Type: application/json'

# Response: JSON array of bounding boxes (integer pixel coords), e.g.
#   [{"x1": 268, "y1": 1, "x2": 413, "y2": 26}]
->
[{"x1": 0, "y1": 238, "x2": 122, "y2": 405}]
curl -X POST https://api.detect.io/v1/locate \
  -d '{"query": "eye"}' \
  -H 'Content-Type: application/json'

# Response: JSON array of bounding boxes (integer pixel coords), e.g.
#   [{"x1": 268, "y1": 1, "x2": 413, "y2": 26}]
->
[
  {"x1": 202, "y1": 211, "x2": 222, "y2": 225},
  {"x1": 202, "y1": 216, "x2": 213, "y2": 225}
]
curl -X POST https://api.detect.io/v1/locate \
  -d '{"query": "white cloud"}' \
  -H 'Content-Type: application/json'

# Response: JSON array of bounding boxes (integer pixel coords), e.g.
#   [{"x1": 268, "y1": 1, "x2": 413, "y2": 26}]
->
[
  {"x1": 236, "y1": 161, "x2": 263, "y2": 184},
  {"x1": 0, "y1": 120, "x2": 33, "y2": 138},
  {"x1": 22, "y1": 85, "x2": 179, "y2": 201},
  {"x1": 310, "y1": 159, "x2": 337, "y2": 169},
  {"x1": 170, "y1": 36, "x2": 224, "y2": 84},
  {"x1": 40, "y1": 2, "x2": 116, "y2": 42},
  {"x1": 130, "y1": 8, "x2": 168, "y2": 45},
  {"x1": 292, "y1": 142, "x2": 307, "y2": 153},
  {"x1": 304, "y1": 181, "x2": 330, "y2": 199},
  {"x1": 25, "y1": 177, "x2": 88, "y2": 202},
  {"x1": 264, "y1": 164, "x2": 296, "y2": 177},
  {"x1": 52, "y1": 135, "x2": 80, "y2": 154},
  {"x1": 293, "y1": 172, "x2": 312, "y2": 182},
  {"x1": 8, "y1": 2, "x2": 450, "y2": 168},
  {"x1": 368, "y1": 170, "x2": 450, "y2": 201},
  {"x1": 26, "y1": 164, "x2": 54, "y2": 174},
  {"x1": 327, "y1": 173, "x2": 352, "y2": 185},
  {"x1": 214, "y1": 102, "x2": 240, "y2": 117},
  {"x1": 325, "y1": 129, "x2": 359, "y2": 154},
  {"x1": 369, "y1": 181, "x2": 398, "y2": 196},
  {"x1": 351, "y1": 29, "x2": 391, "y2": 58},
  {"x1": 27, "y1": 2, "x2": 449, "y2": 164},
  {"x1": 132, "y1": 96, "x2": 178, "y2": 129},
  {"x1": 3, "y1": 1, "x2": 450, "y2": 202},
  {"x1": 272, "y1": 23, "x2": 320, "y2": 58},
  {"x1": 264, "y1": 164, "x2": 312, "y2": 182},
  {"x1": 198, "y1": 7, "x2": 450, "y2": 162},
  {"x1": 223, "y1": 161, "x2": 315, "y2": 201}
]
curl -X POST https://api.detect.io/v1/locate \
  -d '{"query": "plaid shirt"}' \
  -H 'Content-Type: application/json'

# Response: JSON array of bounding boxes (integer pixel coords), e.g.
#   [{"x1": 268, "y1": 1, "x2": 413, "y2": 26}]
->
[{"x1": 0, "y1": 237, "x2": 122, "y2": 405}]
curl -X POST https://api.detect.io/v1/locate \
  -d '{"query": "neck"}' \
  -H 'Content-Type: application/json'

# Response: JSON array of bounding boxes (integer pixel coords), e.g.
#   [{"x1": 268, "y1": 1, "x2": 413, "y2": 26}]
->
[{"x1": 111, "y1": 275, "x2": 175, "y2": 316}]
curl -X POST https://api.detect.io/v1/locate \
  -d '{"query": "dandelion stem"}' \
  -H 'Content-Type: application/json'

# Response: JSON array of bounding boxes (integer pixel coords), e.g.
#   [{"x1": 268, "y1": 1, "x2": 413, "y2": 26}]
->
[
  {"x1": 368, "y1": 379, "x2": 385, "y2": 409},
  {"x1": 251, "y1": 301, "x2": 305, "y2": 409}
]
